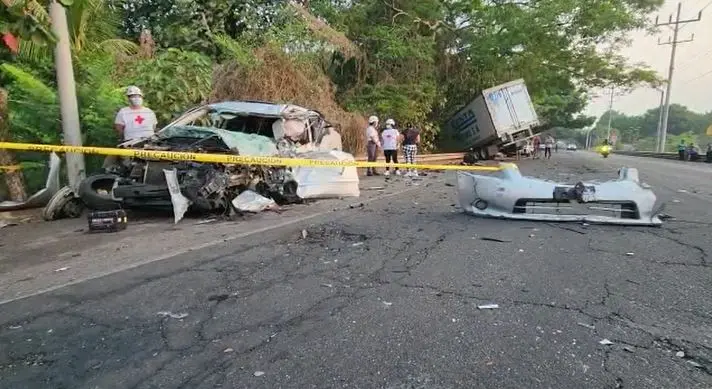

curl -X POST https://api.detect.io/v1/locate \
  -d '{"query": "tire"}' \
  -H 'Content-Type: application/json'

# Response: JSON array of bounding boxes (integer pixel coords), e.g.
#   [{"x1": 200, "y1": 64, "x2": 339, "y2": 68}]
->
[{"x1": 78, "y1": 174, "x2": 121, "y2": 211}]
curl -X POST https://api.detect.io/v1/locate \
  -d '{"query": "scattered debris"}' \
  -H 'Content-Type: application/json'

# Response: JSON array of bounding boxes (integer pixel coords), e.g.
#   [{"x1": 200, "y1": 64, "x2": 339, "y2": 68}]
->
[
  {"x1": 351, "y1": 242, "x2": 364, "y2": 247},
  {"x1": 157, "y1": 311, "x2": 189, "y2": 320},
  {"x1": 625, "y1": 252, "x2": 635, "y2": 256},
  {"x1": 477, "y1": 304, "x2": 499, "y2": 310},
  {"x1": 599, "y1": 339, "x2": 614, "y2": 346},
  {"x1": 576, "y1": 322, "x2": 596, "y2": 330},
  {"x1": 254, "y1": 371, "x2": 265, "y2": 377},
  {"x1": 54, "y1": 267, "x2": 70, "y2": 272},
  {"x1": 480, "y1": 237, "x2": 511, "y2": 243},
  {"x1": 208, "y1": 294, "x2": 229, "y2": 303},
  {"x1": 672, "y1": 199, "x2": 681, "y2": 203},
  {"x1": 677, "y1": 189, "x2": 688, "y2": 193},
  {"x1": 301, "y1": 229, "x2": 308, "y2": 239},
  {"x1": 382, "y1": 301, "x2": 393, "y2": 306},
  {"x1": 321, "y1": 283, "x2": 334, "y2": 288},
  {"x1": 0, "y1": 220, "x2": 18, "y2": 229},
  {"x1": 232, "y1": 190, "x2": 278, "y2": 213},
  {"x1": 365, "y1": 186, "x2": 385, "y2": 191},
  {"x1": 349, "y1": 203, "x2": 364, "y2": 209},
  {"x1": 444, "y1": 183, "x2": 454, "y2": 187},
  {"x1": 657, "y1": 213, "x2": 674, "y2": 220},
  {"x1": 687, "y1": 361, "x2": 702, "y2": 368},
  {"x1": 623, "y1": 346, "x2": 635, "y2": 353},
  {"x1": 223, "y1": 348, "x2": 234, "y2": 353},
  {"x1": 675, "y1": 351, "x2": 685, "y2": 358},
  {"x1": 518, "y1": 249, "x2": 524, "y2": 252},
  {"x1": 8, "y1": 325, "x2": 22, "y2": 330},
  {"x1": 582, "y1": 223, "x2": 590, "y2": 227},
  {"x1": 195, "y1": 218, "x2": 218, "y2": 225}
]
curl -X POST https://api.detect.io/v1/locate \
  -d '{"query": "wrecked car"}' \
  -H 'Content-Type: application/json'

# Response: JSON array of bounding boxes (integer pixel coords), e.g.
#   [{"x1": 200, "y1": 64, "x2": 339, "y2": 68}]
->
[
  {"x1": 457, "y1": 164, "x2": 663, "y2": 226},
  {"x1": 62, "y1": 101, "x2": 357, "y2": 218}
]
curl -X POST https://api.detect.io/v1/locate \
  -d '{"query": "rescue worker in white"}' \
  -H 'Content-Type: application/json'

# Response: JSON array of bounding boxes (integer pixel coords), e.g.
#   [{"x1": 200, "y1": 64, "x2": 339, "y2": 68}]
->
[
  {"x1": 114, "y1": 86, "x2": 158, "y2": 141},
  {"x1": 365, "y1": 115, "x2": 382, "y2": 176}
]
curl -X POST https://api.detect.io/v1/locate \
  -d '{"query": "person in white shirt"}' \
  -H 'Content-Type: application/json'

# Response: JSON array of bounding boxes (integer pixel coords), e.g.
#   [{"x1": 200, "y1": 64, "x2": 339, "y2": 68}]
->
[
  {"x1": 381, "y1": 118, "x2": 402, "y2": 176},
  {"x1": 365, "y1": 115, "x2": 382, "y2": 176},
  {"x1": 114, "y1": 85, "x2": 158, "y2": 142}
]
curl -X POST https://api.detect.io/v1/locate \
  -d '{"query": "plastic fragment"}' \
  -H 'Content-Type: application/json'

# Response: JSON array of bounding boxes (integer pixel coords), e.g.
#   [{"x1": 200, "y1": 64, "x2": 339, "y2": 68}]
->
[
  {"x1": 599, "y1": 339, "x2": 614, "y2": 345},
  {"x1": 301, "y1": 229, "x2": 308, "y2": 239},
  {"x1": 687, "y1": 361, "x2": 702, "y2": 368},
  {"x1": 232, "y1": 190, "x2": 277, "y2": 213},
  {"x1": 382, "y1": 301, "x2": 393, "y2": 306},
  {"x1": 224, "y1": 348, "x2": 234, "y2": 353},
  {"x1": 625, "y1": 252, "x2": 634, "y2": 256},
  {"x1": 477, "y1": 304, "x2": 499, "y2": 310},
  {"x1": 577, "y1": 322, "x2": 595, "y2": 330},
  {"x1": 157, "y1": 311, "x2": 189, "y2": 319},
  {"x1": 352, "y1": 242, "x2": 364, "y2": 247},
  {"x1": 676, "y1": 351, "x2": 685, "y2": 358},
  {"x1": 54, "y1": 267, "x2": 70, "y2": 272},
  {"x1": 254, "y1": 371, "x2": 265, "y2": 377}
]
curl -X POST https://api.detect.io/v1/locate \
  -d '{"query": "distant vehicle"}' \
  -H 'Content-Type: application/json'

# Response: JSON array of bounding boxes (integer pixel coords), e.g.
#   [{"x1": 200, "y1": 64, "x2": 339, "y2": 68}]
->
[
  {"x1": 443, "y1": 79, "x2": 541, "y2": 160},
  {"x1": 566, "y1": 144, "x2": 577, "y2": 151}
]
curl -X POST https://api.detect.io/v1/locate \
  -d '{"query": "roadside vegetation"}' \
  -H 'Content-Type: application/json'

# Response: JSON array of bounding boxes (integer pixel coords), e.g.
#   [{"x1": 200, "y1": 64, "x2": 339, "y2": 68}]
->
[{"x1": 2, "y1": 0, "x2": 666, "y2": 197}]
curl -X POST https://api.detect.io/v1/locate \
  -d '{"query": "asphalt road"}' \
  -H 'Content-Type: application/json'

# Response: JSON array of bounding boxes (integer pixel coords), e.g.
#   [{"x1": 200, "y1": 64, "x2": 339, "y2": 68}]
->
[{"x1": 1, "y1": 151, "x2": 711, "y2": 389}]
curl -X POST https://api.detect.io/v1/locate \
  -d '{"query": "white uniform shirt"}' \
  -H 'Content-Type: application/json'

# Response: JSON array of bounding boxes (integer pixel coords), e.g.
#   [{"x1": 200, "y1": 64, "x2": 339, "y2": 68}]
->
[
  {"x1": 366, "y1": 125, "x2": 380, "y2": 146},
  {"x1": 115, "y1": 106, "x2": 158, "y2": 141},
  {"x1": 381, "y1": 128, "x2": 400, "y2": 150}
]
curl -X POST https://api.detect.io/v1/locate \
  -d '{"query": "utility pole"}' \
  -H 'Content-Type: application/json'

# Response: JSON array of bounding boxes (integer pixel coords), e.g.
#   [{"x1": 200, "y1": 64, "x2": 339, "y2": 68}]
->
[
  {"x1": 49, "y1": 0, "x2": 85, "y2": 191},
  {"x1": 655, "y1": 3, "x2": 702, "y2": 153},
  {"x1": 655, "y1": 88, "x2": 665, "y2": 152},
  {"x1": 606, "y1": 86, "x2": 614, "y2": 141}
]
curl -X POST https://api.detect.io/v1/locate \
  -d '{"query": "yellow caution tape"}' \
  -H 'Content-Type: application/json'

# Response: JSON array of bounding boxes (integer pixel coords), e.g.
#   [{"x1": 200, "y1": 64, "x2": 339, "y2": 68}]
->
[
  {"x1": 0, "y1": 142, "x2": 509, "y2": 172},
  {"x1": 0, "y1": 165, "x2": 22, "y2": 171}
]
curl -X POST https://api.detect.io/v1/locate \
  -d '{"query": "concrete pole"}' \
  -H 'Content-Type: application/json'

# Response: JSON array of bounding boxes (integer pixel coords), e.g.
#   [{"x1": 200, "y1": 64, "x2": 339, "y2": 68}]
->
[
  {"x1": 655, "y1": 88, "x2": 665, "y2": 152},
  {"x1": 659, "y1": 3, "x2": 682, "y2": 153},
  {"x1": 606, "y1": 86, "x2": 614, "y2": 142},
  {"x1": 49, "y1": 0, "x2": 85, "y2": 191}
]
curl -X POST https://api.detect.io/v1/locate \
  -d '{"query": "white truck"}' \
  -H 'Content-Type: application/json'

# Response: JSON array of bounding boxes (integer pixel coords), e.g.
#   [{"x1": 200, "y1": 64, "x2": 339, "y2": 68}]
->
[{"x1": 444, "y1": 79, "x2": 541, "y2": 160}]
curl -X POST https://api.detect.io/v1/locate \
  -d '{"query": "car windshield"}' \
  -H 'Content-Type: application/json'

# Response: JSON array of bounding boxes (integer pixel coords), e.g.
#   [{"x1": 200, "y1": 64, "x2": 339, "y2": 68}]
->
[{"x1": 164, "y1": 107, "x2": 282, "y2": 139}]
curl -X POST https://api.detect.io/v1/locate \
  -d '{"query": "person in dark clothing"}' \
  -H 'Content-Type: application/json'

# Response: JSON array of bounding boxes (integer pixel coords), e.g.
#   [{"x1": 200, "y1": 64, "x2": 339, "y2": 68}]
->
[
  {"x1": 706, "y1": 144, "x2": 712, "y2": 163},
  {"x1": 401, "y1": 124, "x2": 421, "y2": 177}
]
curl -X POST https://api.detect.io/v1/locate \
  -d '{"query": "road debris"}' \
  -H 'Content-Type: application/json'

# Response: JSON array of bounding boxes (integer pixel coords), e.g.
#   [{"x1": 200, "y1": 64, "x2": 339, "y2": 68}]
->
[
  {"x1": 599, "y1": 339, "x2": 614, "y2": 346},
  {"x1": 623, "y1": 346, "x2": 635, "y2": 353},
  {"x1": 254, "y1": 371, "x2": 265, "y2": 377},
  {"x1": 8, "y1": 325, "x2": 22, "y2": 330},
  {"x1": 223, "y1": 348, "x2": 234, "y2": 353},
  {"x1": 157, "y1": 311, "x2": 189, "y2": 320},
  {"x1": 321, "y1": 283, "x2": 334, "y2": 288},
  {"x1": 0, "y1": 220, "x2": 18, "y2": 229},
  {"x1": 625, "y1": 252, "x2": 635, "y2": 256},
  {"x1": 301, "y1": 229, "x2": 308, "y2": 239},
  {"x1": 480, "y1": 237, "x2": 511, "y2": 243},
  {"x1": 54, "y1": 267, "x2": 70, "y2": 272},
  {"x1": 576, "y1": 322, "x2": 595, "y2": 330},
  {"x1": 677, "y1": 189, "x2": 688, "y2": 193},
  {"x1": 457, "y1": 166, "x2": 663, "y2": 226},
  {"x1": 675, "y1": 351, "x2": 685, "y2": 358},
  {"x1": 687, "y1": 361, "x2": 702, "y2": 368},
  {"x1": 382, "y1": 301, "x2": 393, "y2": 306},
  {"x1": 477, "y1": 304, "x2": 499, "y2": 310},
  {"x1": 351, "y1": 242, "x2": 364, "y2": 247},
  {"x1": 232, "y1": 190, "x2": 278, "y2": 213}
]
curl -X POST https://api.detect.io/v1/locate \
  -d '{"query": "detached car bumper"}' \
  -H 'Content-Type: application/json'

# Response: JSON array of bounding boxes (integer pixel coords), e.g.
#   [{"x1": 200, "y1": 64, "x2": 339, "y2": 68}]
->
[{"x1": 457, "y1": 165, "x2": 662, "y2": 226}]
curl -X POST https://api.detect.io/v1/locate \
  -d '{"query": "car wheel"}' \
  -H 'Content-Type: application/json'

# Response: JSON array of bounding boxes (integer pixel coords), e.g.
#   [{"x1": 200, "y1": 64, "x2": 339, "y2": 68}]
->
[{"x1": 78, "y1": 174, "x2": 121, "y2": 211}]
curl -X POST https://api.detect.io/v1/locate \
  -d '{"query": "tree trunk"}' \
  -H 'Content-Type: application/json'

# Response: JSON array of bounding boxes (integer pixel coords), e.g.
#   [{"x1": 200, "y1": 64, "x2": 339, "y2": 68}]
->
[{"x1": 0, "y1": 87, "x2": 27, "y2": 202}]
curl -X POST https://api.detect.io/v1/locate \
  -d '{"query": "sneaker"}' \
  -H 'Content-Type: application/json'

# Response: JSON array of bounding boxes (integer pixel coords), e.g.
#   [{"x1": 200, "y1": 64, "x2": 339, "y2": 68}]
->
[
  {"x1": 395, "y1": 170, "x2": 401, "y2": 176},
  {"x1": 384, "y1": 170, "x2": 390, "y2": 176}
]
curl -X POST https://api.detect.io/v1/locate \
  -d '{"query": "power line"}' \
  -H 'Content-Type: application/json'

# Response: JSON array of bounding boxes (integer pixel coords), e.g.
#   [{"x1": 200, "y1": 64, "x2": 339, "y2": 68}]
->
[
  {"x1": 681, "y1": 69, "x2": 712, "y2": 84},
  {"x1": 654, "y1": 3, "x2": 703, "y2": 153}
]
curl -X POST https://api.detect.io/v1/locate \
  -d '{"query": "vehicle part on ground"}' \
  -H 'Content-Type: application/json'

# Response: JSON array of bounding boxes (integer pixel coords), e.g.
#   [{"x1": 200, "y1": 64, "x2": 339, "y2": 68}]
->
[
  {"x1": 42, "y1": 186, "x2": 84, "y2": 221},
  {"x1": 87, "y1": 209, "x2": 128, "y2": 233},
  {"x1": 292, "y1": 150, "x2": 360, "y2": 199},
  {"x1": 164, "y1": 169, "x2": 190, "y2": 224},
  {"x1": 0, "y1": 153, "x2": 61, "y2": 212},
  {"x1": 78, "y1": 173, "x2": 122, "y2": 211},
  {"x1": 232, "y1": 190, "x2": 277, "y2": 213},
  {"x1": 457, "y1": 165, "x2": 662, "y2": 226}
]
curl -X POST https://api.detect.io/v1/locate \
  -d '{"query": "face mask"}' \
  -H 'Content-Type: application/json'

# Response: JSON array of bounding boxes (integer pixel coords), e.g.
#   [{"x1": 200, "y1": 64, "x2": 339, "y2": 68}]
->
[{"x1": 129, "y1": 96, "x2": 143, "y2": 107}]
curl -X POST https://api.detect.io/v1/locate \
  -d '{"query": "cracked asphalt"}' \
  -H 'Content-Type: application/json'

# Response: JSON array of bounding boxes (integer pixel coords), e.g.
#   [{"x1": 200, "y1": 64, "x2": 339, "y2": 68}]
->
[{"x1": 1, "y1": 151, "x2": 711, "y2": 389}]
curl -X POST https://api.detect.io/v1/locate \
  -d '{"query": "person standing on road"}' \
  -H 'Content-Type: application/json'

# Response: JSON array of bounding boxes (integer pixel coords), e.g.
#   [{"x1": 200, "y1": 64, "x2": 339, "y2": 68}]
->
[
  {"x1": 678, "y1": 140, "x2": 686, "y2": 161},
  {"x1": 532, "y1": 135, "x2": 541, "y2": 159},
  {"x1": 402, "y1": 123, "x2": 421, "y2": 177},
  {"x1": 365, "y1": 115, "x2": 382, "y2": 176},
  {"x1": 381, "y1": 118, "x2": 401, "y2": 176},
  {"x1": 544, "y1": 136, "x2": 554, "y2": 159},
  {"x1": 114, "y1": 86, "x2": 158, "y2": 142}
]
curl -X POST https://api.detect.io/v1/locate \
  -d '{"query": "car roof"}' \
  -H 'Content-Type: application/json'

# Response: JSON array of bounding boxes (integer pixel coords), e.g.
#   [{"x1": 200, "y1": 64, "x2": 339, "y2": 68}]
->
[{"x1": 206, "y1": 100, "x2": 315, "y2": 118}]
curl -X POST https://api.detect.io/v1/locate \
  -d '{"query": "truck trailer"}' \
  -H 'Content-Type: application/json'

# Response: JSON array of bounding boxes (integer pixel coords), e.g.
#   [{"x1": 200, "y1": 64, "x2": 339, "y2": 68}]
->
[{"x1": 443, "y1": 79, "x2": 541, "y2": 160}]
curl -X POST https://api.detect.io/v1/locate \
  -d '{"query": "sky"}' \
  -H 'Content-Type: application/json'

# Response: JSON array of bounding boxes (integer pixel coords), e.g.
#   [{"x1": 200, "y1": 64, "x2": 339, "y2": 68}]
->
[{"x1": 585, "y1": 0, "x2": 712, "y2": 118}]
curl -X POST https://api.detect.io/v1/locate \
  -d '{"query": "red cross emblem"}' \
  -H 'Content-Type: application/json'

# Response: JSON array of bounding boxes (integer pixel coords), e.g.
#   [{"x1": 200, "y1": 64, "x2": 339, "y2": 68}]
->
[{"x1": 134, "y1": 115, "x2": 145, "y2": 124}]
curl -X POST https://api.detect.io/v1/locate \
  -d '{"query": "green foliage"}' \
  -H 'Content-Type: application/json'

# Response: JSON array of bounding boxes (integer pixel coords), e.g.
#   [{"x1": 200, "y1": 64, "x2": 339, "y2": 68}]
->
[{"x1": 119, "y1": 48, "x2": 213, "y2": 123}]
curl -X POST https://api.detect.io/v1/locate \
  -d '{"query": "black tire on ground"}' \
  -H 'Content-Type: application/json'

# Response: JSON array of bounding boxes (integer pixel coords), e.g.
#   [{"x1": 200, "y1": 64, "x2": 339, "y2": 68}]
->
[{"x1": 78, "y1": 174, "x2": 121, "y2": 211}]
